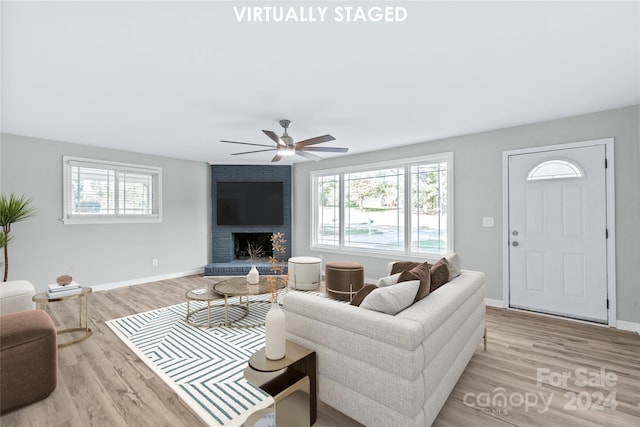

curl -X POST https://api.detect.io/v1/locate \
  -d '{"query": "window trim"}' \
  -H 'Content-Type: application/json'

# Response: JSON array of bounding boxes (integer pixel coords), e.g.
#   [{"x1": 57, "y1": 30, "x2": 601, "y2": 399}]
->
[
  {"x1": 62, "y1": 156, "x2": 163, "y2": 225},
  {"x1": 310, "y1": 152, "x2": 454, "y2": 259}
]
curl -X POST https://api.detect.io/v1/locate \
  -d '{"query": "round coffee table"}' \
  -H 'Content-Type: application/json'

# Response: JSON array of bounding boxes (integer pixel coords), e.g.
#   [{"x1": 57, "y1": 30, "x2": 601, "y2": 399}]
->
[
  {"x1": 185, "y1": 287, "x2": 225, "y2": 328},
  {"x1": 213, "y1": 276, "x2": 286, "y2": 328}
]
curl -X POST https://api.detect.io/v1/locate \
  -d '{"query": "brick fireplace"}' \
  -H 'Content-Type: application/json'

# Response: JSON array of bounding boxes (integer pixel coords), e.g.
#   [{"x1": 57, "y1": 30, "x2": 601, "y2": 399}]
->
[{"x1": 205, "y1": 165, "x2": 291, "y2": 276}]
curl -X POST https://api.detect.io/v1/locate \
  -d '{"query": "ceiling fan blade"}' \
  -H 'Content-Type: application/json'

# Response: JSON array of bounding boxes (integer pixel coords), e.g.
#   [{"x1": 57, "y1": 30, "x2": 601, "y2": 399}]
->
[
  {"x1": 301, "y1": 147, "x2": 349, "y2": 153},
  {"x1": 295, "y1": 150, "x2": 323, "y2": 161},
  {"x1": 221, "y1": 140, "x2": 275, "y2": 148},
  {"x1": 294, "y1": 134, "x2": 336, "y2": 148},
  {"x1": 262, "y1": 130, "x2": 286, "y2": 147},
  {"x1": 231, "y1": 148, "x2": 277, "y2": 155},
  {"x1": 271, "y1": 153, "x2": 283, "y2": 162}
]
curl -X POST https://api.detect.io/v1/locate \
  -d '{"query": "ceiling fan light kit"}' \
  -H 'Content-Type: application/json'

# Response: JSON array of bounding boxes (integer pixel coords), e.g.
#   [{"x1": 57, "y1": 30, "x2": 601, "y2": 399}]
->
[{"x1": 221, "y1": 119, "x2": 348, "y2": 162}]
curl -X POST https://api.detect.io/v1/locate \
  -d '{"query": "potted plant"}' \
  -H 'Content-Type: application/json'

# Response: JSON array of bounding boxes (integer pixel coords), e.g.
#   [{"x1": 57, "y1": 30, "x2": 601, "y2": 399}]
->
[{"x1": 0, "y1": 193, "x2": 37, "y2": 282}]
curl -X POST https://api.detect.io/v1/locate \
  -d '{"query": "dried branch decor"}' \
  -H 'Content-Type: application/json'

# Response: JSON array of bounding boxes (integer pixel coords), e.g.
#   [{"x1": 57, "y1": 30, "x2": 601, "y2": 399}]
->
[{"x1": 267, "y1": 232, "x2": 288, "y2": 303}]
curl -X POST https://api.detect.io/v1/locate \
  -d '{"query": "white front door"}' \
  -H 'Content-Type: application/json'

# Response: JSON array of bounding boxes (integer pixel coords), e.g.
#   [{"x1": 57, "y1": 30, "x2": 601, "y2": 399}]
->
[{"x1": 508, "y1": 145, "x2": 608, "y2": 323}]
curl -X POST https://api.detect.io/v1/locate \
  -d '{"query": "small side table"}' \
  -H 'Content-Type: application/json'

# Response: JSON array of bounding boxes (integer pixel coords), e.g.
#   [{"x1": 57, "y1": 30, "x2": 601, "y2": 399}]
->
[
  {"x1": 246, "y1": 340, "x2": 317, "y2": 426},
  {"x1": 325, "y1": 261, "x2": 365, "y2": 301},
  {"x1": 288, "y1": 257, "x2": 321, "y2": 291},
  {"x1": 32, "y1": 287, "x2": 93, "y2": 347}
]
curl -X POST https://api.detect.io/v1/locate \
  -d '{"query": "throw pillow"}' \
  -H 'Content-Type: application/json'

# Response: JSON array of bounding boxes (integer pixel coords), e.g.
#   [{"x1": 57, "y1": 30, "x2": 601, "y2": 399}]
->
[
  {"x1": 429, "y1": 258, "x2": 450, "y2": 292},
  {"x1": 398, "y1": 264, "x2": 431, "y2": 301},
  {"x1": 389, "y1": 261, "x2": 421, "y2": 275},
  {"x1": 376, "y1": 273, "x2": 402, "y2": 287},
  {"x1": 350, "y1": 284, "x2": 378, "y2": 306},
  {"x1": 445, "y1": 252, "x2": 462, "y2": 280},
  {"x1": 359, "y1": 280, "x2": 420, "y2": 315}
]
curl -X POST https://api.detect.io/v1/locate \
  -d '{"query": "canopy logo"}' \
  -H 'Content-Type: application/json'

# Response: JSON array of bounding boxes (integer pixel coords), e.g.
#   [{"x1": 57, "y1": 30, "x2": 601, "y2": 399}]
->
[
  {"x1": 463, "y1": 367, "x2": 619, "y2": 415},
  {"x1": 233, "y1": 6, "x2": 408, "y2": 23}
]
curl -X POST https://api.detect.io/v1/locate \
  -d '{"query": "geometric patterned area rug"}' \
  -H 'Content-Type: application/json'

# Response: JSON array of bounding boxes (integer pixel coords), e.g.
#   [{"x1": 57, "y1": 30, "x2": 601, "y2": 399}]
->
[{"x1": 106, "y1": 293, "x2": 278, "y2": 427}]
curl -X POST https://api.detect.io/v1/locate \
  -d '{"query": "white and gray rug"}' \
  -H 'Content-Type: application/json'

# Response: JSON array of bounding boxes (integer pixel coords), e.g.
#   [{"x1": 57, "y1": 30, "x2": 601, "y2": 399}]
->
[{"x1": 106, "y1": 294, "x2": 277, "y2": 426}]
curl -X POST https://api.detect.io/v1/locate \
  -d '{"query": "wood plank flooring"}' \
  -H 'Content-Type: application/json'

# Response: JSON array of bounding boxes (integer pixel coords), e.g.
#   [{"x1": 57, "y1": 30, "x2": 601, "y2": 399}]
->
[{"x1": 1, "y1": 275, "x2": 638, "y2": 426}]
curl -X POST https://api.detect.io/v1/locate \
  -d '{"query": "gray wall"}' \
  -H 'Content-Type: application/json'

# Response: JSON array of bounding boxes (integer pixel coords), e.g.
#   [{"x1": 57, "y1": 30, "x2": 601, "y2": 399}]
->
[
  {"x1": 0, "y1": 134, "x2": 210, "y2": 292},
  {"x1": 292, "y1": 105, "x2": 640, "y2": 324}
]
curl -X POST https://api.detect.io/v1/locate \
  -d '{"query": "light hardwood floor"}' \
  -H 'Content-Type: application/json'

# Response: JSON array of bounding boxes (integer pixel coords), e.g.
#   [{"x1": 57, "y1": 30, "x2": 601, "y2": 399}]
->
[{"x1": 2, "y1": 275, "x2": 639, "y2": 426}]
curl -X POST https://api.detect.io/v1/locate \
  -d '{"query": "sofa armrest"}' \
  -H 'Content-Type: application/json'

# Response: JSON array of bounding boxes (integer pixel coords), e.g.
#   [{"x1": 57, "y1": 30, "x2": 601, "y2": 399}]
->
[{"x1": 283, "y1": 291, "x2": 424, "y2": 350}]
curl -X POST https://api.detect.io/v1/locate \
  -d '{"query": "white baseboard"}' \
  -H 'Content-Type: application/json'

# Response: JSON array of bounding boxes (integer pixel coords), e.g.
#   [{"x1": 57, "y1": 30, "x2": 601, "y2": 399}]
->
[
  {"x1": 484, "y1": 298, "x2": 506, "y2": 308},
  {"x1": 616, "y1": 320, "x2": 640, "y2": 334},
  {"x1": 485, "y1": 298, "x2": 640, "y2": 334},
  {"x1": 91, "y1": 268, "x2": 204, "y2": 292}
]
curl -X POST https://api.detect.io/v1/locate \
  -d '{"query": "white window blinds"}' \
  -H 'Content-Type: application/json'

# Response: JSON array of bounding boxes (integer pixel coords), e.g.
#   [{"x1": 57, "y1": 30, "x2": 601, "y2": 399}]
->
[{"x1": 63, "y1": 157, "x2": 162, "y2": 224}]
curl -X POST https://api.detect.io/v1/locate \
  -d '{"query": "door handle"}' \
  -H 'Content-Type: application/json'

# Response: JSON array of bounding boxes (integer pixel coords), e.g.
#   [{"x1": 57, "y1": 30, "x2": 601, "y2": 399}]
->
[
  {"x1": 512, "y1": 230, "x2": 519, "y2": 236},
  {"x1": 512, "y1": 241, "x2": 519, "y2": 247}
]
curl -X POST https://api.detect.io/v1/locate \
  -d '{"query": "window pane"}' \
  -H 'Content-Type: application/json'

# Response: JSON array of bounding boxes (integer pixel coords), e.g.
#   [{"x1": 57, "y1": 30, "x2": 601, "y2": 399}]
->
[
  {"x1": 344, "y1": 168, "x2": 404, "y2": 251},
  {"x1": 317, "y1": 175, "x2": 340, "y2": 245},
  {"x1": 411, "y1": 162, "x2": 447, "y2": 254},
  {"x1": 119, "y1": 171, "x2": 153, "y2": 215},
  {"x1": 527, "y1": 160, "x2": 583, "y2": 180},
  {"x1": 70, "y1": 166, "x2": 115, "y2": 215}
]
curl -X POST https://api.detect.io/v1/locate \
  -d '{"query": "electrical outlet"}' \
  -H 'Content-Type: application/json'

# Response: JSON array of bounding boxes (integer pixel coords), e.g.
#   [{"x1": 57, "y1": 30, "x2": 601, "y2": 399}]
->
[
  {"x1": 152, "y1": 259, "x2": 158, "y2": 267},
  {"x1": 482, "y1": 217, "x2": 495, "y2": 227}
]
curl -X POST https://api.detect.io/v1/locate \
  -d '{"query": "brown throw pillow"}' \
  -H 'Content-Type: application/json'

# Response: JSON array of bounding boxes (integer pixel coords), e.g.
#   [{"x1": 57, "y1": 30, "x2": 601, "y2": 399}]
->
[
  {"x1": 350, "y1": 284, "x2": 378, "y2": 306},
  {"x1": 429, "y1": 258, "x2": 450, "y2": 292},
  {"x1": 390, "y1": 261, "x2": 421, "y2": 275},
  {"x1": 398, "y1": 264, "x2": 431, "y2": 302}
]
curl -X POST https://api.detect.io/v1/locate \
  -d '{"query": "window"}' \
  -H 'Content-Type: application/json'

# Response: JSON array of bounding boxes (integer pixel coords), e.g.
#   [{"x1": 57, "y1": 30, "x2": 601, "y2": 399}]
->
[
  {"x1": 527, "y1": 160, "x2": 583, "y2": 181},
  {"x1": 62, "y1": 157, "x2": 162, "y2": 224},
  {"x1": 312, "y1": 153, "x2": 452, "y2": 257}
]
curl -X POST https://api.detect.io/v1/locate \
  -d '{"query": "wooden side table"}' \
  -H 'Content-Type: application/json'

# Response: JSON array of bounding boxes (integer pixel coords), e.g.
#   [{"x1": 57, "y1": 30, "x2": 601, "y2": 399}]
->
[
  {"x1": 246, "y1": 340, "x2": 317, "y2": 426},
  {"x1": 32, "y1": 287, "x2": 93, "y2": 347}
]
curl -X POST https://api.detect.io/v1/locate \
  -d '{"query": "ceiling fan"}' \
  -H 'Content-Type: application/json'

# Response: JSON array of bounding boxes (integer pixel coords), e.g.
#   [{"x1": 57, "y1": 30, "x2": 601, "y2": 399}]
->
[{"x1": 221, "y1": 119, "x2": 348, "y2": 162}]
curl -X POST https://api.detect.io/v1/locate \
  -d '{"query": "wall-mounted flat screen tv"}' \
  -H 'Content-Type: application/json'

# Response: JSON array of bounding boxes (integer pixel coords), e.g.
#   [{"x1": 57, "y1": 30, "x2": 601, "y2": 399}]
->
[{"x1": 217, "y1": 181, "x2": 284, "y2": 226}]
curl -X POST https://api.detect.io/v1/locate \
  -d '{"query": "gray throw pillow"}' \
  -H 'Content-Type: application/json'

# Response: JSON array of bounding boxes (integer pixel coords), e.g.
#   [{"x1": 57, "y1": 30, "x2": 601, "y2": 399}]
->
[
  {"x1": 359, "y1": 280, "x2": 420, "y2": 315},
  {"x1": 445, "y1": 252, "x2": 461, "y2": 280}
]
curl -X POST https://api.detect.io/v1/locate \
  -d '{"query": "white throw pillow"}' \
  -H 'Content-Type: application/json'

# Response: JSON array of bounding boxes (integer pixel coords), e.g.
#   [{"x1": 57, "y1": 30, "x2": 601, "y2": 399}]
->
[
  {"x1": 445, "y1": 252, "x2": 461, "y2": 280},
  {"x1": 360, "y1": 280, "x2": 420, "y2": 315},
  {"x1": 376, "y1": 272, "x2": 402, "y2": 287}
]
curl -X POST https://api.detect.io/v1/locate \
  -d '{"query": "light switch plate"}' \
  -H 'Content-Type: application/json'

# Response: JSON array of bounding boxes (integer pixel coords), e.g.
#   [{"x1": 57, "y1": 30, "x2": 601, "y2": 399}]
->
[{"x1": 482, "y1": 217, "x2": 495, "y2": 227}]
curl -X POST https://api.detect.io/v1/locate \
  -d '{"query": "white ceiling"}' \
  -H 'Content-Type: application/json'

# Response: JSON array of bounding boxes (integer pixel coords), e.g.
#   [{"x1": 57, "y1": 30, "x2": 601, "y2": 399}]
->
[{"x1": 2, "y1": 1, "x2": 639, "y2": 165}]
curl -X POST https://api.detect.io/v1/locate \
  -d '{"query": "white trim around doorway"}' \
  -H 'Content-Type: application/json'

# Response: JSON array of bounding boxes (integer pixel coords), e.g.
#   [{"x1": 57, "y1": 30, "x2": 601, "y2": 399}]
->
[{"x1": 501, "y1": 138, "x2": 616, "y2": 327}]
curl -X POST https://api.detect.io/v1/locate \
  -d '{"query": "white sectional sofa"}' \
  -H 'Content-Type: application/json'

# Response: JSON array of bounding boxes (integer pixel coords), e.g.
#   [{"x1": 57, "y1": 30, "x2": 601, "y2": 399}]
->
[{"x1": 283, "y1": 269, "x2": 485, "y2": 427}]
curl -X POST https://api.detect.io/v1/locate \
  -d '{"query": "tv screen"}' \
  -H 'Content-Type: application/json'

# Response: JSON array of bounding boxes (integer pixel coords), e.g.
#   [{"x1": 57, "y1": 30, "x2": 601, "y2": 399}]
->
[{"x1": 217, "y1": 181, "x2": 284, "y2": 226}]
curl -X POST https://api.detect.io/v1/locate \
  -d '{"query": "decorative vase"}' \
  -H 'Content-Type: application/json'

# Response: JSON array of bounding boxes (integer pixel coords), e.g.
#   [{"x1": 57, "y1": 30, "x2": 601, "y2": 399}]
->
[
  {"x1": 247, "y1": 265, "x2": 259, "y2": 284},
  {"x1": 265, "y1": 302, "x2": 286, "y2": 360}
]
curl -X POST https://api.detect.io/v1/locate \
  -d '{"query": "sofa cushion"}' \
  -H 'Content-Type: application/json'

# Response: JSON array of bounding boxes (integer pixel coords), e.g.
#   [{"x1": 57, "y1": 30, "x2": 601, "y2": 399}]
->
[
  {"x1": 430, "y1": 258, "x2": 450, "y2": 292},
  {"x1": 350, "y1": 284, "x2": 378, "y2": 307},
  {"x1": 360, "y1": 280, "x2": 420, "y2": 315},
  {"x1": 398, "y1": 264, "x2": 431, "y2": 301}
]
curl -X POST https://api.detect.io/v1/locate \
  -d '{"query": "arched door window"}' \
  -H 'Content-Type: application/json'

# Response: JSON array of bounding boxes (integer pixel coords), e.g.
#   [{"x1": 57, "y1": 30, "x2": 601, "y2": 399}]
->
[{"x1": 526, "y1": 160, "x2": 584, "y2": 181}]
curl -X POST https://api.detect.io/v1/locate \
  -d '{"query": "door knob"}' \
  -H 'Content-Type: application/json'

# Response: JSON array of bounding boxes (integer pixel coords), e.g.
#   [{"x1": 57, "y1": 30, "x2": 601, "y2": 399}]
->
[
  {"x1": 512, "y1": 230, "x2": 519, "y2": 236},
  {"x1": 512, "y1": 241, "x2": 519, "y2": 247}
]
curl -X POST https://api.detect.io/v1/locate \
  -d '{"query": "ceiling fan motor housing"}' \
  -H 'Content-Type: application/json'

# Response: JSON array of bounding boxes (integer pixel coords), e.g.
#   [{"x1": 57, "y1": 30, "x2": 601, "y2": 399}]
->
[
  {"x1": 279, "y1": 119, "x2": 292, "y2": 130},
  {"x1": 279, "y1": 119, "x2": 294, "y2": 146}
]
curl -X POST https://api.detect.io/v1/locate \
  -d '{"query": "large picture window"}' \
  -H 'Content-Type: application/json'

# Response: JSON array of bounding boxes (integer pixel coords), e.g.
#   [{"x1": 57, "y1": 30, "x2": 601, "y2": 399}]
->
[
  {"x1": 312, "y1": 153, "x2": 452, "y2": 257},
  {"x1": 62, "y1": 156, "x2": 162, "y2": 224}
]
